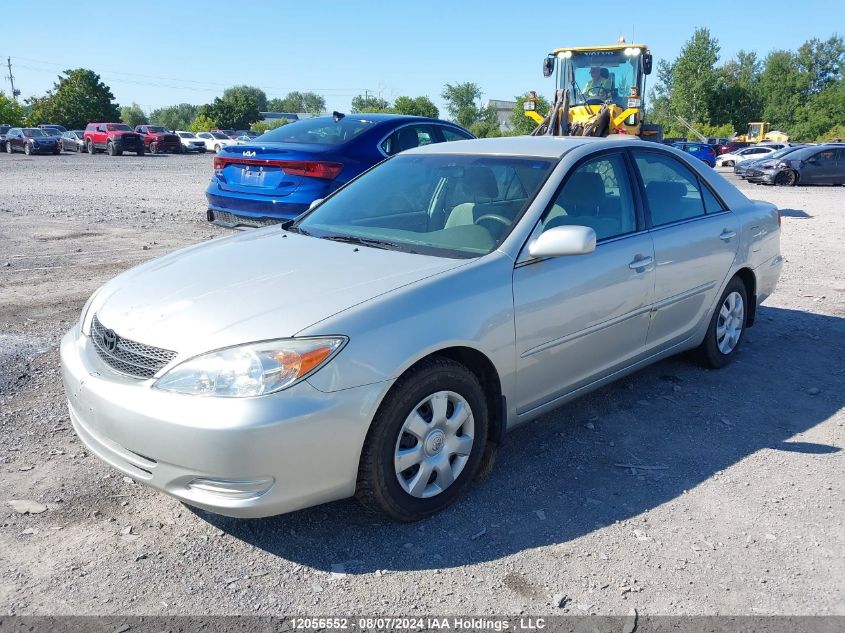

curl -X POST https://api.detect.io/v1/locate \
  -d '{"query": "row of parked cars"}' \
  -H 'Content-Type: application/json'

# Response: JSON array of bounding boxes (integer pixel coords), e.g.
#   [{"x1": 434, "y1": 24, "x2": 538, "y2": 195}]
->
[
  {"x1": 733, "y1": 143, "x2": 845, "y2": 186},
  {"x1": 0, "y1": 123, "x2": 260, "y2": 156}
]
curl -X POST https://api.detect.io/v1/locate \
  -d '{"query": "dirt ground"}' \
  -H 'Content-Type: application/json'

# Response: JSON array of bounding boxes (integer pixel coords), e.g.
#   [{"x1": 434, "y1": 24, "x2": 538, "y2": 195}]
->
[{"x1": 0, "y1": 151, "x2": 842, "y2": 616}]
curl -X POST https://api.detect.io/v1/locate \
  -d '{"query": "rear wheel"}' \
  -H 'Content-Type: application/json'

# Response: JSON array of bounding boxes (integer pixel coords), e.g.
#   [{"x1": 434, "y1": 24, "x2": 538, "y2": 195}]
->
[
  {"x1": 136, "y1": 147, "x2": 145, "y2": 157},
  {"x1": 356, "y1": 358, "x2": 489, "y2": 522},
  {"x1": 5, "y1": 142, "x2": 11, "y2": 154},
  {"x1": 774, "y1": 169, "x2": 798, "y2": 186},
  {"x1": 76, "y1": 142, "x2": 83, "y2": 153},
  {"x1": 694, "y1": 276, "x2": 748, "y2": 369},
  {"x1": 87, "y1": 140, "x2": 95, "y2": 155},
  {"x1": 723, "y1": 160, "x2": 734, "y2": 167},
  {"x1": 214, "y1": 144, "x2": 221, "y2": 153}
]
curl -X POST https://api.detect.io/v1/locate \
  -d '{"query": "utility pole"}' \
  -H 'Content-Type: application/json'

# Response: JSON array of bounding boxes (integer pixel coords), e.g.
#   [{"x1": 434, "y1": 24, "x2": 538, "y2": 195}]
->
[{"x1": 5, "y1": 57, "x2": 20, "y2": 100}]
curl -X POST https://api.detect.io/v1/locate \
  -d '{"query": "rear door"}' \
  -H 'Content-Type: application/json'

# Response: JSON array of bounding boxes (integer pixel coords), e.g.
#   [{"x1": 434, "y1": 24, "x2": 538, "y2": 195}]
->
[{"x1": 631, "y1": 149, "x2": 739, "y2": 351}]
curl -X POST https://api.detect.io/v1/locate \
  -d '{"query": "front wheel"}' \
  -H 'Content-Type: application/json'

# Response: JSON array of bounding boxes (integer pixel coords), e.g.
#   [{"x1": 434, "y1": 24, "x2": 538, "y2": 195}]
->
[
  {"x1": 149, "y1": 142, "x2": 158, "y2": 154},
  {"x1": 774, "y1": 169, "x2": 798, "y2": 186},
  {"x1": 5, "y1": 142, "x2": 11, "y2": 154},
  {"x1": 356, "y1": 358, "x2": 489, "y2": 522},
  {"x1": 694, "y1": 277, "x2": 748, "y2": 369},
  {"x1": 107, "y1": 142, "x2": 115, "y2": 156}
]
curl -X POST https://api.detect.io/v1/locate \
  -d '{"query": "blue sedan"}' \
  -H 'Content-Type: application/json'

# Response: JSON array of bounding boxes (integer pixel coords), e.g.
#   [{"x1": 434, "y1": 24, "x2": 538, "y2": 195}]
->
[
  {"x1": 206, "y1": 113, "x2": 475, "y2": 228},
  {"x1": 672, "y1": 141, "x2": 716, "y2": 167}
]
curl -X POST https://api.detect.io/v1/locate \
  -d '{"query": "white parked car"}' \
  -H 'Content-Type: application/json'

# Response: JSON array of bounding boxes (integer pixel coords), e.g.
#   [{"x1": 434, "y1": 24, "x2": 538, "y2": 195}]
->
[
  {"x1": 196, "y1": 131, "x2": 238, "y2": 153},
  {"x1": 176, "y1": 131, "x2": 207, "y2": 153},
  {"x1": 716, "y1": 145, "x2": 775, "y2": 167}
]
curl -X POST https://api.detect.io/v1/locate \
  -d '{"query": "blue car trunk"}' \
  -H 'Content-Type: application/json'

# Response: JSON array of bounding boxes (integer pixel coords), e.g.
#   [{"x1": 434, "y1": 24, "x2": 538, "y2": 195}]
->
[{"x1": 214, "y1": 143, "x2": 341, "y2": 197}]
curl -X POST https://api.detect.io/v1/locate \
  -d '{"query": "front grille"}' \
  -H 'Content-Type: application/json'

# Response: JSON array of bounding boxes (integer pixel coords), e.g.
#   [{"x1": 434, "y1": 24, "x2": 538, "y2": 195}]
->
[
  {"x1": 90, "y1": 314, "x2": 177, "y2": 379},
  {"x1": 211, "y1": 210, "x2": 282, "y2": 228}
]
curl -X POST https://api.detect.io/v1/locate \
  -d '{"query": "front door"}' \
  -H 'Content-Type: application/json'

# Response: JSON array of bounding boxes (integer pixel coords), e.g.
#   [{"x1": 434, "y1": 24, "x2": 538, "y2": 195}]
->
[
  {"x1": 630, "y1": 149, "x2": 739, "y2": 350},
  {"x1": 802, "y1": 148, "x2": 838, "y2": 184},
  {"x1": 513, "y1": 151, "x2": 655, "y2": 414}
]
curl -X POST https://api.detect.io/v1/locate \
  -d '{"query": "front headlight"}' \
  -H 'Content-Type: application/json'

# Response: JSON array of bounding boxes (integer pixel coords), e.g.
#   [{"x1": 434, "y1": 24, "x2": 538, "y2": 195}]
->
[
  {"x1": 152, "y1": 337, "x2": 346, "y2": 397},
  {"x1": 79, "y1": 286, "x2": 104, "y2": 334}
]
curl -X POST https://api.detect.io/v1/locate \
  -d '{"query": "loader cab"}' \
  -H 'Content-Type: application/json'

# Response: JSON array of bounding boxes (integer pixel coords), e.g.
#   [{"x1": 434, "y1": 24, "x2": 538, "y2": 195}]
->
[{"x1": 551, "y1": 45, "x2": 651, "y2": 110}]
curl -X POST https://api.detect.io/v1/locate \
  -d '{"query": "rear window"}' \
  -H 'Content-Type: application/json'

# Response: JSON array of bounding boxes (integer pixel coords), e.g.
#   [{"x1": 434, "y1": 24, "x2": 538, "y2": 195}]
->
[
  {"x1": 256, "y1": 117, "x2": 376, "y2": 145},
  {"x1": 107, "y1": 124, "x2": 132, "y2": 131}
]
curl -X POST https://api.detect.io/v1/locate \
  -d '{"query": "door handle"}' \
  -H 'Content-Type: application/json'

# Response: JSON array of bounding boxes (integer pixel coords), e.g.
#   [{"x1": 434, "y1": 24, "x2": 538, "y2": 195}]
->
[
  {"x1": 628, "y1": 256, "x2": 654, "y2": 270},
  {"x1": 719, "y1": 229, "x2": 737, "y2": 241}
]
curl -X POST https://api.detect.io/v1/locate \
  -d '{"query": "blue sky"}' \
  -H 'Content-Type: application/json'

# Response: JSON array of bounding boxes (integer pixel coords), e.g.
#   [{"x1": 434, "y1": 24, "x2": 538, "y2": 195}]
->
[{"x1": 2, "y1": 0, "x2": 841, "y2": 116}]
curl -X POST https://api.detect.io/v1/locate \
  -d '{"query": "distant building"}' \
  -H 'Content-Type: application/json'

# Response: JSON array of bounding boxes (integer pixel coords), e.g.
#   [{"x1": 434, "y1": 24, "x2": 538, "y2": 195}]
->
[{"x1": 486, "y1": 99, "x2": 517, "y2": 132}]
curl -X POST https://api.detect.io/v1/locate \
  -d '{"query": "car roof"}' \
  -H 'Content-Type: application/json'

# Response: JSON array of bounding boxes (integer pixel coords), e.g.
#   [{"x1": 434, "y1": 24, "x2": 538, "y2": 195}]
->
[{"x1": 405, "y1": 135, "x2": 656, "y2": 158}]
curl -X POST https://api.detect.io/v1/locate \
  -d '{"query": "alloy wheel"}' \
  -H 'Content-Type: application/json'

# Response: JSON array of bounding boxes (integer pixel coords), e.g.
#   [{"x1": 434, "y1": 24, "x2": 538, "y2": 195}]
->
[
  {"x1": 394, "y1": 390, "x2": 475, "y2": 499},
  {"x1": 716, "y1": 291, "x2": 744, "y2": 355}
]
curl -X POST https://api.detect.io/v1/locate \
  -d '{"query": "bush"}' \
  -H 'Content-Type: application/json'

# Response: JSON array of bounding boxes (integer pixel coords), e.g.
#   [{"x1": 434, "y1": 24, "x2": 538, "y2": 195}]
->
[
  {"x1": 817, "y1": 124, "x2": 845, "y2": 142},
  {"x1": 189, "y1": 114, "x2": 216, "y2": 133},
  {"x1": 250, "y1": 118, "x2": 288, "y2": 134}
]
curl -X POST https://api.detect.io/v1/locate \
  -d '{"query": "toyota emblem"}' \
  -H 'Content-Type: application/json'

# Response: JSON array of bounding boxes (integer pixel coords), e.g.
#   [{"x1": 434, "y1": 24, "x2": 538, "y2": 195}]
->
[{"x1": 102, "y1": 328, "x2": 118, "y2": 352}]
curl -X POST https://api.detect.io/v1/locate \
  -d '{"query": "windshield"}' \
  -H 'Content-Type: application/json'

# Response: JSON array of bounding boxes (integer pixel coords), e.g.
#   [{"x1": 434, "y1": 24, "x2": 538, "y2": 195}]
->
[
  {"x1": 558, "y1": 49, "x2": 642, "y2": 107},
  {"x1": 72, "y1": 130, "x2": 84, "y2": 137},
  {"x1": 294, "y1": 154, "x2": 556, "y2": 258},
  {"x1": 0, "y1": 125, "x2": 10, "y2": 134},
  {"x1": 147, "y1": 126, "x2": 167, "y2": 133},
  {"x1": 23, "y1": 128, "x2": 46, "y2": 137},
  {"x1": 210, "y1": 132, "x2": 229, "y2": 139},
  {"x1": 107, "y1": 124, "x2": 132, "y2": 131},
  {"x1": 768, "y1": 145, "x2": 804, "y2": 159},
  {"x1": 177, "y1": 132, "x2": 195, "y2": 138},
  {"x1": 256, "y1": 116, "x2": 376, "y2": 145}
]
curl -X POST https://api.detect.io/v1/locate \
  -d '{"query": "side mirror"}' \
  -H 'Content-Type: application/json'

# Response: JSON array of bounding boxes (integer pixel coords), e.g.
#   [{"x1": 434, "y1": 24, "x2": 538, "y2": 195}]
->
[
  {"x1": 542, "y1": 56, "x2": 555, "y2": 78},
  {"x1": 308, "y1": 198, "x2": 324, "y2": 210},
  {"x1": 643, "y1": 52, "x2": 653, "y2": 75},
  {"x1": 529, "y1": 225, "x2": 596, "y2": 258}
]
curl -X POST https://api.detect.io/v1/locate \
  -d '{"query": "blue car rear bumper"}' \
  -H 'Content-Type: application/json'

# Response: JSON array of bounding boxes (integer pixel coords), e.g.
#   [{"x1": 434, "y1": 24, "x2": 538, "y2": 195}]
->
[{"x1": 205, "y1": 179, "x2": 330, "y2": 228}]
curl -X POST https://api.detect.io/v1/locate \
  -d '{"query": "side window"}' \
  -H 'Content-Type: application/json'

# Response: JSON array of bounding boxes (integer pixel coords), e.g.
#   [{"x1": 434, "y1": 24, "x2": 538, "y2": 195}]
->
[
  {"x1": 440, "y1": 126, "x2": 473, "y2": 142},
  {"x1": 381, "y1": 125, "x2": 436, "y2": 156},
  {"x1": 816, "y1": 149, "x2": 836, "y2": 163},
  {"x1": 97, "y1": 125, "x2": 106, "y2": 133},
  {"x1": 633, "y1": 151, "x2": 706, "y2": 226},
  {"x1": 701, "y1": 185, "x2": 725, "y2": 214},
  {"x1": 541, "y1": 153, "x2": 637, "y2": 241}
]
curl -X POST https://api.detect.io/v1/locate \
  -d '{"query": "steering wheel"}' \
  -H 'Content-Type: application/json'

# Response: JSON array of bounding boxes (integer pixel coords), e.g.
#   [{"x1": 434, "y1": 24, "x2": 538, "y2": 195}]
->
[
  {"x1": 584, "y1": 97, "x2": 605, "y2": 106},
  {"x1": 474, "y1": 214, "x2": 511, "y2": 232}
]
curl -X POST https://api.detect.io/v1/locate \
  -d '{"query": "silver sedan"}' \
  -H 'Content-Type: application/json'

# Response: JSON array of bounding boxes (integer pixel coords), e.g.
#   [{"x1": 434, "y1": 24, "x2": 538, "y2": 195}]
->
[{"x1": 60, "y1": 136, "x2": 783, "y2": 521}]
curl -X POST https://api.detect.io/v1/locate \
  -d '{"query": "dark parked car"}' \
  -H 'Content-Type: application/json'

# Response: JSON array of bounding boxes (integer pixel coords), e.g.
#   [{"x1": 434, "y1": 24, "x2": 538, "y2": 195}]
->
[
  {"x1": 0, "y1": 124, "x2": 11, "y2": 151},
  {"x1": 672, "y1": 141, "x2": 716, "y2": 167},
  {"x1": 734, "y1": 145, "x2": 806, "y2": 178},
  {"x1": 748, "y1": 144, "x2": 845, "y2": 186},
  {"x1": 4, "y1": 127, "x2": 60, "y2": 155},
  {"x1": 206, "y1": 113, "x2": 475, "y2": 228},
  {"x1": 717, "y1": 140, "x2": 751, "y2": 155},
  {"x1": 61, "y1": 130, "x2": 86, "y2": 152}
]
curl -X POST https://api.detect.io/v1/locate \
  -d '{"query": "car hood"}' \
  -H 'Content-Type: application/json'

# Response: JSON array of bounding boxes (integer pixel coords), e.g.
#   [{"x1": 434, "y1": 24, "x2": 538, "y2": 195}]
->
[{"x1": 92, "y1": 229, "x2": 466, "y2": 358}]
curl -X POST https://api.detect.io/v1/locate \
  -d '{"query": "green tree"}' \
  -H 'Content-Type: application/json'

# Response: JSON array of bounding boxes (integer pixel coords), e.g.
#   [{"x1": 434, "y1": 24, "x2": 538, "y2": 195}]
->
[
  {"x1": 709, "y1": 50, "x2": 762, "y2": 132},
  {"x1": 150, "y1": 103, "x2": 198, "y2": 131},
  {"x1": 250, "y1": 118, "x2": 289, "y2": 134},
  {"x1": 206, "y1": 89, "x2": 262, "y2": 129},
  {"x1": 468, "y1": 104, "x2": 501, "y2": 138},
  {"x1": 120, "y1": 102, "x2": 148, "y2": 128},
  {"x1": 392, "y1": 95, "x2": 439, "y2": 118},
  {"x1": 670, "y1": 27, "x2": 720, "y2": 123},
  {"x1": 189, "y1": 113, "x2": 216, "y2": 133},
  {"x1": 268, "y1": 91, "x2": 326, "y2": 115},
  {"x1": 758, "y1": 50, "x2": 807, "y2": 131},
  {"x1": 508, "y1": 92, "x2": 551, "y2": 135},
  {"x1": 350, "y1": 94, "x2": 390, "y2": 113},
  {"x1": 441, "y1": 82, "x2": 484, "y2": 128},
  {"x1": 796, "y1": 36, "x2": 845, "y2": 94},
  {"x1": 0, "y1": 92, "x2": 24, "y2": 126},
  {"x1": 223, "y1": 85, "x2": 268, "y2": 112},
  {"x1": 28, "y1": 69, "x2": 120, "y2": 128}
]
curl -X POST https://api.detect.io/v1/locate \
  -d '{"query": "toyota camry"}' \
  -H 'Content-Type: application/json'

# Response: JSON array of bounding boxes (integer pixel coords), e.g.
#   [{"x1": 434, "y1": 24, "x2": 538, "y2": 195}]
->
[{"x1": 61, "y1": 136, "x2": 783, "y2": 521}]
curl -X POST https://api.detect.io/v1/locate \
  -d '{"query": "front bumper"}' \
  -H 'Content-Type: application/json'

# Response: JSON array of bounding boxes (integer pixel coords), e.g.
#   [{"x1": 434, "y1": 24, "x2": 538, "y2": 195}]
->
[
  {"x1": 60, "y1": 326, "x2": 389, "y2": 518},
  {"x1": 747, "y1": 169, "x2": 779, "y2": 184}
]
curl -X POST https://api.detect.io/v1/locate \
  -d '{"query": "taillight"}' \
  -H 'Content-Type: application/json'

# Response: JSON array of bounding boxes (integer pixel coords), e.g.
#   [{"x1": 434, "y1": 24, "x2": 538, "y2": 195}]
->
[{"x1": 212, "y1": 157, "x2": 342, "y2": 180}]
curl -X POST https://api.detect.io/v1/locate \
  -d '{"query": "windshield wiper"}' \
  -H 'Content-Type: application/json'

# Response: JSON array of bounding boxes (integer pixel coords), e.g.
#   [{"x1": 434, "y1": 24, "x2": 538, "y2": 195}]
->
[{"x1": 320, "y1": 234, "x2": 400, "y2": 250}]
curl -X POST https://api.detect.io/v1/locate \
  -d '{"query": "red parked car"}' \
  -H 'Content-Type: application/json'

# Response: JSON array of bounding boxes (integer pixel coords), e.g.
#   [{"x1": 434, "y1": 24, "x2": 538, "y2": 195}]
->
[
  {"x1": 717, "y1": 140, "x2": 751, "y2": 155},
  {"x1": 134, "y1": 125, "x2": 182, "y2": 154},
  {"x1": 83, "y1": 123, "x2": 144, "y2": 156}
]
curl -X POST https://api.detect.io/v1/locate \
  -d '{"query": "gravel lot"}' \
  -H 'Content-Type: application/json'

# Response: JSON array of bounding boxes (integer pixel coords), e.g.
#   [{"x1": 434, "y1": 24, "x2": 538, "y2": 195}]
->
[{"x1": 0, "y1": 151, "x2": 843, "y2": 616}]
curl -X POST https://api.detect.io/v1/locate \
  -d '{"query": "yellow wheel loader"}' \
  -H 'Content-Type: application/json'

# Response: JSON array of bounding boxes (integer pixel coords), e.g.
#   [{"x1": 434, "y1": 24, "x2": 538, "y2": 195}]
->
[
  {"x1": 524, "y1": 40, "x2": 663, "y2": 141},
  {"x1": 735, "y1": 122, "x2": 789, "y2": 144}
]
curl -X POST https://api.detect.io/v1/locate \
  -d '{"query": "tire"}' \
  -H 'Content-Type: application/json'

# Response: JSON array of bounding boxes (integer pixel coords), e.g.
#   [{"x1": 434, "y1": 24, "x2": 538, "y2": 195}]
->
[
  {"x1": 76, "y1": 142, "x2": 83, "y2": 153},
  {"x1": 356, "y1": 357, "x2": 489, "y2": 522},
  {"x1": 53, "y1": 147, "x2": 60, "y2": 155},
  {"x1": 6, "y1": 142, "x2": 12, "y2": 154},
  {"x1": 774, "y1": 169, "x2": 798, "y2": 186},
  {"x1": 87, "y1": 140, "x2": 95, "y2": 155},
  {"x1": 137, "y1": 147, "x2": 145, "y2": 157},
  {"x1": 723, "y1": 160, "x2": 734, "y2": 167},
  {"x1": 150, "y1": 142, "x2": 158, "y2": 154},
  {"x1": 24, "y1": 143, "x2": 31, "y2": 155},
  {"x1": 107, "y1": 142, "x2": 115, "y2": 156},
  {"x1": 694, "y1": 276, "x2": 748, "y2": 369},
  {"x1": 214, "y1": 144, "x2": 221, "y2": 153},
  {"x1": 199, "y1": 147, "x2": 207, "y2": 154}
]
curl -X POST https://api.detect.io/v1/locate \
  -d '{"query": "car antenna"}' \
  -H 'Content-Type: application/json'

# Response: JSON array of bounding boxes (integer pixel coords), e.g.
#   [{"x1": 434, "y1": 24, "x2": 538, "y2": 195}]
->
[{"x1": 333, "y1": 111, "x2": 345, "y2": 122}]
